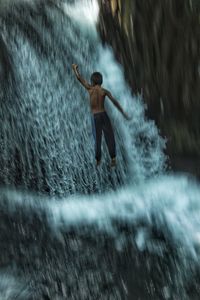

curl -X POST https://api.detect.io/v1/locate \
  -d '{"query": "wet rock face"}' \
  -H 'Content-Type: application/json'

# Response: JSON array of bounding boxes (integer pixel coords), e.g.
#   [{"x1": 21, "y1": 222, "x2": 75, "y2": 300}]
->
[{"x1": 98, "y1": 0, "x2": 200, "y2": 156}]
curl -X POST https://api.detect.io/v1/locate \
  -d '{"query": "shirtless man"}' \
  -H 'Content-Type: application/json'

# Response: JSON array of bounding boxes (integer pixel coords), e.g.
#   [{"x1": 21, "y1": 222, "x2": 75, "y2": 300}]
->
[{"x1": 72, "y1": 64, "x2": 130, "y2": 167}]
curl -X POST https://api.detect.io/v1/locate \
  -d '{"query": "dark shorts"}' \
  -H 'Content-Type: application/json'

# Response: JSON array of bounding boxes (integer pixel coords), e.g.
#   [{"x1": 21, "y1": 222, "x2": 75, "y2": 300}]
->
[{"x1": 91, "y1": 111, "x2": 116, "y2": 161}]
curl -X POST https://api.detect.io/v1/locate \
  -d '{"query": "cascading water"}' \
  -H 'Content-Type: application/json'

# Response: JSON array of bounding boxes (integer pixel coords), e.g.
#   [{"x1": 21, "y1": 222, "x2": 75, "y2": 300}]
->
[
  {"x1": 0, "y1": 0, "x2": 199, "y2": 299},
  {"x1": 0, "y1": 0, "x2": 166, "y2": 195}
]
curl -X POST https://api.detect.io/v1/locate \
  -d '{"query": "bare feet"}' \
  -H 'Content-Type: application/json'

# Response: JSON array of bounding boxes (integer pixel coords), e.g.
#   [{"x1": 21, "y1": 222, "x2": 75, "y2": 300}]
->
[
  {"x1": 96, "y1": 159, "x2": 101, "y2": 167},
  {"x1": 110, "y1": 157, "x2": 116, "y2": 167}
]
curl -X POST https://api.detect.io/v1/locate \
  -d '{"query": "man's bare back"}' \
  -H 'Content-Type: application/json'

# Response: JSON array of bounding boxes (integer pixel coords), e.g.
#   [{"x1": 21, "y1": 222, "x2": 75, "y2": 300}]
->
[{"x1": 88, "y1": 85, "x2": 106, "y2": 114}]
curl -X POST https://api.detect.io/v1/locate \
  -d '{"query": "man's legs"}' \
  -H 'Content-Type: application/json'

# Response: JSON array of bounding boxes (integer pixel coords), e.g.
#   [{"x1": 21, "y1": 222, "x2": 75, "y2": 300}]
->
[
  {"x1": 102, "y1": 112, "x2": 116, "y2": 165},
  {"x1": 92, "y1": 113, "x2": 103, "y2": 165}
]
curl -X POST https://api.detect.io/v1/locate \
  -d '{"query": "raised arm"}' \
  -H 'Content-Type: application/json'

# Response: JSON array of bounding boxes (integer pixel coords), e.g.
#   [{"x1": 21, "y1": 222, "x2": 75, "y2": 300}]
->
[
  {"x1": 72, "y1": 64, "x2": 92, "y2": 90},
  {"x1": 105, "y1": 89, "x2": 131, "y2": 120}
]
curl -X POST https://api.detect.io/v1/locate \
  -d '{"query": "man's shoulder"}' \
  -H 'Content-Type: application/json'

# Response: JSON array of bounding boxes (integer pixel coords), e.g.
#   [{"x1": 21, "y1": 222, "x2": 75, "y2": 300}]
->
[
  {"x1": 101, "y1": 87, "x2": 109, "y2": 95},
  {"x1": 89, "y1": 86, "x2": 108, "y2": 94}
]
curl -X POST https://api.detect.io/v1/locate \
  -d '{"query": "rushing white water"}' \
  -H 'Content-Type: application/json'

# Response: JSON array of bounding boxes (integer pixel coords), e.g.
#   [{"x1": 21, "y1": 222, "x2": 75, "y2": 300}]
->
[
  {"x1": 63, "y1": 0, "x2": 99, "y2": 25},
  {"x1": 0, "y1": 0, "x2": 199, "y2": 299},
  {"x1": 0, "y1": 0, "x2": 166, "y2": 195},
  {"x1": 0, "y1": 273, "x2": 30, "y2": 300},
  {"x1": 1, "y1": 174, "x2": 200, "y2": 298},
  {"x1": 3, "y1": 175, "x2": 200, "y2": 258}
]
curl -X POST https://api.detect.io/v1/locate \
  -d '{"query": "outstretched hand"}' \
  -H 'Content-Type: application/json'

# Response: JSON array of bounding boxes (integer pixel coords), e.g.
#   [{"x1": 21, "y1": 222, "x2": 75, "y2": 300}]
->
[{"x1": 72, "y1": 64, "x2": 78, "y2": 71}]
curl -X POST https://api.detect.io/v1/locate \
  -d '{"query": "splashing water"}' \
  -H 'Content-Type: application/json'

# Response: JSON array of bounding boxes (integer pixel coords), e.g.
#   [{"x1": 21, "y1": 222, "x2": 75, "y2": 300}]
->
[
  {"x1": 0, "y1": 0, "x2": 199, "y2": 299},
  {"x1": 0, "y1": 0, "x2": 166, "y2": 195},
  {"x1": 63, "y1": 0, "x2": 99, "y2": 25}
]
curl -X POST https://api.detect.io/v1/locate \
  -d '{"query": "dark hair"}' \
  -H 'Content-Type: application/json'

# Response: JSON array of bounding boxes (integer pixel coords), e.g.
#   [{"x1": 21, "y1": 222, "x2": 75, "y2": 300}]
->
[{"x1": 90, "y1": 72, "x2": 103, "y2": 86}]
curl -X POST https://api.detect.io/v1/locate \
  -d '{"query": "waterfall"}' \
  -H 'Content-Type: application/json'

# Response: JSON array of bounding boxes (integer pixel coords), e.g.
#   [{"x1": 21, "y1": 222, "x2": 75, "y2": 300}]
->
[
  {"x1": 0, "y1": 0, "x2": 166, "y2": 195},
  {"x1": 0, "y1": 1, "x2": 199, "y2": 299}
]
